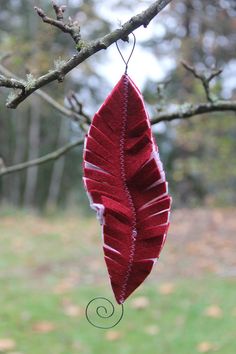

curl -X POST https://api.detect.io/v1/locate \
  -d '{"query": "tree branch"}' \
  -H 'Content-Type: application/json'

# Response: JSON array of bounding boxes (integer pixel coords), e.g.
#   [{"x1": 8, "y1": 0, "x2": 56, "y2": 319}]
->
[
  {"x1": 66, "y1": 91, "x2": 91, "y2": 125},
  {"x1": 1, "y1": 0, "x2": 172, "y2": 108},
  {"x1": 0, "y1": 64, "x2": 90, "y2": 125},
  {"x1": 0, "y1": 75, "x2": 25, "y2": 89},
  {"x1": 0, "y1": 137, "x2": 84, "y2": 177},
  {"x1": 34, "y1": 2, "x2": 81, "y2": 44},
  {"x1": 1, "y1": 98, "x2": 236, "y2": 177},
  {"x1": 2, "y1": 0, "x2": 234, "y2": 177},
  {"x1": 151, "y1": 100, "x2": 236, "y2": 124}
]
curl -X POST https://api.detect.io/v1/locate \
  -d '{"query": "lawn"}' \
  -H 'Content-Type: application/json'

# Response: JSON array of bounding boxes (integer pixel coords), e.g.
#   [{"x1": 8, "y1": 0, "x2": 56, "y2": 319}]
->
[{"x1": 0, "y1": 207, "x2": 235, "y2": 354}]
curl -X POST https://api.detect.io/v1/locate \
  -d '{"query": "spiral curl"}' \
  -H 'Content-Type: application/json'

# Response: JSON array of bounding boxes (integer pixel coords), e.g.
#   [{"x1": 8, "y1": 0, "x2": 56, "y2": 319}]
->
[{"x1": 85, "y1": 297, "x2": 124, "y2": 329}]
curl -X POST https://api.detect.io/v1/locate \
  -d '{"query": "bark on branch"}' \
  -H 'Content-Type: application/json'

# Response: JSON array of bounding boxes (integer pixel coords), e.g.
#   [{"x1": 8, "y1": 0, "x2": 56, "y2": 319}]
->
[
  {"x1": 152, "y1": 100, "x2": 236, "y2": 124},
  {"x1": 0, "y1": 75, "x2": 25, "y2": 89},
  {"x1": 0, "y1": 64, "x2": 90, "y2": 125},
  {"x1": 34, "y1": 2, "x2": 81, "y2": 44}
]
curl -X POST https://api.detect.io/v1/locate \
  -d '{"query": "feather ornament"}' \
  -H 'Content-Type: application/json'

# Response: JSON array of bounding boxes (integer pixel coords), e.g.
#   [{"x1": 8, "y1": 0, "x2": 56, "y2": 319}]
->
[{"x1": 83, "y1": 74, "x2": 171, "y2": 304}]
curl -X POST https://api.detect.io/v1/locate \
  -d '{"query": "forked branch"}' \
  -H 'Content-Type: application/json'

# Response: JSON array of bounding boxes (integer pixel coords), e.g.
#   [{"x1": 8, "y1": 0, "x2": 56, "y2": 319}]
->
[{"x1": 181, "y1": 60, "x2": 223, "y2": 102}]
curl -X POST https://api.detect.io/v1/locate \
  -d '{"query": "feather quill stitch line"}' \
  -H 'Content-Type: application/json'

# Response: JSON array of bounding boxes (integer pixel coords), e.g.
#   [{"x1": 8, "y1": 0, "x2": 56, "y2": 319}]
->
[{"x1": 83, "y1": 74, "x2": 171, "y2": 304}]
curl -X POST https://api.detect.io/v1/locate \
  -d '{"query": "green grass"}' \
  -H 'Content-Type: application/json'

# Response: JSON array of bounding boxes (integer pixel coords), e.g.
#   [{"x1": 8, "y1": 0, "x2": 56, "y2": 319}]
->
[
  {"x1": 0, "y1": 209, "x2": 235, "y2": 354},
  {"x1": 0, "y1": 277, "x2": 235, "y2": 354}
]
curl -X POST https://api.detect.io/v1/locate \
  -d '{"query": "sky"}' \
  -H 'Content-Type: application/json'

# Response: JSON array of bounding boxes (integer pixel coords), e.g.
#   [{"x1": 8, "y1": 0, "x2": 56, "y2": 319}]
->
[
  {"x1": 69, "y1": 0, "x2": 235, "y2": 103},
  {"x1": 95, "y1": 1, "x2": 175, "y2": 88}
]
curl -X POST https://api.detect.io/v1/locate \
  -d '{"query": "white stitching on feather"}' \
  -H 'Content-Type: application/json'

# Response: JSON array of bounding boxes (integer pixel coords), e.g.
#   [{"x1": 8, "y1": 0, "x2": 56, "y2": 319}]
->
[{"x1": 119, "y1": 75, "x2": 138, "y2": 304}]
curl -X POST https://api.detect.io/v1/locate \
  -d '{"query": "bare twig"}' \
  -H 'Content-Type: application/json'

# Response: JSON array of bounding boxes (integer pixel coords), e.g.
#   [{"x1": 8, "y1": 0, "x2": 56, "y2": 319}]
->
[
  {"x1": 52, "y1": 1, "x2": 67, "y2": 20},
  {"x1": 66, "y1": 92, "x2": 91, "y2": 125},
  {"x1": 0, "y1": 63, "x2": 90, "y2": 125},
  {"x1": 0, "y1": 137, "x2": 84, "y2": 177},
  {"x1": 181, "y1": 60, "x2": 223, "y2": 102},
  {"x1": 1, "y1": 0, "x2": 172, "y2": 108},
  {"x1": 34, "y1": 2, "x2": 81, "y2": 44},
  {"x1": 207, "y1": 69, "x2": 223, "y2": 82},
  {"x1": 0, "y1": 75, "x2": 25, "y2": 89},
  {"x1": 152, "y1": 100, "x2": 236, "y2": 124}
]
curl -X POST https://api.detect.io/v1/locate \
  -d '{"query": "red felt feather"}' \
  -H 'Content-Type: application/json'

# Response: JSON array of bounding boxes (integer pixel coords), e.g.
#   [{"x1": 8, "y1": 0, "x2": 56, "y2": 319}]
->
[{"x1": 83, "y1": 74, "x2": 171, "y2": 304}]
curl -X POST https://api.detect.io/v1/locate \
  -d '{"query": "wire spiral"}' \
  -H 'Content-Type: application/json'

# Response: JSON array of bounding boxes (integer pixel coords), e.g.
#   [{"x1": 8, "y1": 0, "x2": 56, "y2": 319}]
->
[{"x1": 85, "y1": 297, "x2": 124, "y2": 329}]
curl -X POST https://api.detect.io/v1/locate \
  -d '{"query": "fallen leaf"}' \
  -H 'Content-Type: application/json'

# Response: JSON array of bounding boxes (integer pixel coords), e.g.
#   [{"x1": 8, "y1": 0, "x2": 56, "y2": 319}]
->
[
  {"x1": 130, "y1": 296, "x2": 150, "y2": 309},
  {"x1": 72, "y1": 341, "x2": 83, "y2": 351},
  {"x1": 53, "y1": 278, "x2": 76, "y2": 294},
  {"x1": 105, "y1": 330, "x2": 122, "y2": 341},
  {"x1": 61, "y1": 298, "x2": 82, "y2": 317},
  {"x1": 159, "y1": 283, "x2": 176, "y2": 295},
  {"x1": 232, "y1": 308, "x2": 236, "y2": 316},
  {"x1": 145, "y1": 325, "x2": 159, "y2": 335},
  {"x1": 197, "y1": 341, "x2": 215, "y2": 353},
  {"x1": 63, "y1": 303, "x2": 82, "y2": 317},
  {"x1": 204, "y1": 305, "x2": 223, "y2": 318},
  {"x1": 0, "y1": 339, "x2": 16, "y2": 351},
  {"x1": 32, "y1": 321, "x2": 56, "y2": 333},
  {"x1": 175, "y1": 315, "x2": 185, "y2": 326}
]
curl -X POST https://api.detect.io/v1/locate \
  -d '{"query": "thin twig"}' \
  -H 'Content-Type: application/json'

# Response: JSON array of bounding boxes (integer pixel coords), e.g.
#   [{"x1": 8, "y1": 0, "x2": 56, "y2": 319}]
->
[
  {"x1": 34, "y1": 3, "x2": 81, "y2": 44},
  {"x1": 0, "y1": 75, "x2": 25, "y2": 89},
  {"x1": 51, "y1": 1, "x2": 67, "y2": 21},
  {"x1": 181, "y1": 61, "x2": 202, "y2": 80},
  {"x1": 1, "y1": 0, "x2": 172, "y2": 108},
  {"x1": 0, "y1": 63, "x2": 90, "y2": 125},
  {"x1": 0, "y1": 137, "x2": 84, "y2": 177},
  {"x1": 66, "y1": 92, "x2": 91, "y2": 125},
  {"x1": 181, "y1": 60, "x2": 223, "y2": 102},
  {"x1": 1, "y1": 98, "x2": 236, "y2": 177}
]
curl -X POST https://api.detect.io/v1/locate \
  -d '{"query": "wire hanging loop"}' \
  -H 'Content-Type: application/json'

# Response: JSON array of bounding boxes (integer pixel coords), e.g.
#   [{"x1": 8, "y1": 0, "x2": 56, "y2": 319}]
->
[{"x1": 116, "y1": 32, "x2": 136, "y2": 74}]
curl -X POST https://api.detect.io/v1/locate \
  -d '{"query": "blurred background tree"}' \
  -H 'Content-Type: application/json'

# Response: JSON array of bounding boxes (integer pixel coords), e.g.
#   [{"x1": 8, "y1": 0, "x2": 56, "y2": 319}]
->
[{"x1": 0, "y1": 0, "x2": 235, "y2": 210}]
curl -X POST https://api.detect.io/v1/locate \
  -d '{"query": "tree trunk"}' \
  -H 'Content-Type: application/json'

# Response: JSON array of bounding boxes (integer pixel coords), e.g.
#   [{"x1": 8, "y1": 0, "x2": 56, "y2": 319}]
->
[
  {"x1": 23, "y1": 97, "x2": 41, "y2": 206},
  {"x1": 9, "y1": 110, "x2": 27, "y2": 205},
  {"x1": 46, "y1": 118, "x2": 68, "y2": 209}
]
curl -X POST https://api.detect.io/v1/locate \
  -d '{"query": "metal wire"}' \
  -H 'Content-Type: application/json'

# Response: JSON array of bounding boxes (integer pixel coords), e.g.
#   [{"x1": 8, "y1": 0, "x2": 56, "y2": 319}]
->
[
  {"x1": 116, "y1": 32, "x2": 136, "y2": 74},
  {"x1": 85, "y1": 297, "x2": 124, "y2": 329}
]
